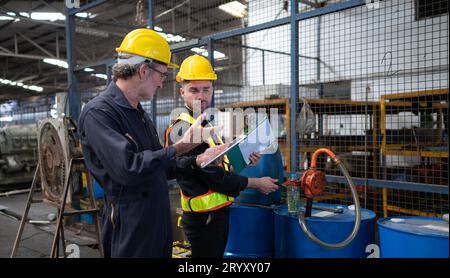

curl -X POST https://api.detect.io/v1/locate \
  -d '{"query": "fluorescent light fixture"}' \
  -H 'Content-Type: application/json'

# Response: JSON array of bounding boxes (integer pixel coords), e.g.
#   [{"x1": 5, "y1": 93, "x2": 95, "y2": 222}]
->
[
  {"x1": 0, "y1": 116, "x2": 13, "y2": 122},
  {"x1": 190, "y1": 47, "x2": 227, "y2": 60},
  {"x1": 75, "y1": 13, "x2": 95, "y2": 18},
  {"x1": 92, "y1": 73, "x2": 107, "y2": 80},
  {"x1": 159, "y1": 32, "x2": 186, "y2": 43},
  {"x1": 0, "y1": 15, "x2": 20, "y2": 22},
  {"x1": 43, "y1": 58, "x2": 68, "y2": 69},
  {"x1": 0, "y1": 78, "x2": 43, "y2": 92},
  {"x1": 43, "y1": 59, "x2": 106, "y2": 81},
  {"x1": 13, "y1": 12, "x2": 94, "y2": 22},
  {"x1": 153, "y1": 26, "x2": 186, "y2": 43},
  {"x1": 218, "y1": 1, "x2": 247, "y2": 18},
  {"x1": 28, "y1": 85, "x2": 44, "y2": 92},
  {"x1": 29, "y1": 12, "x2": 65, "y2": 21}
]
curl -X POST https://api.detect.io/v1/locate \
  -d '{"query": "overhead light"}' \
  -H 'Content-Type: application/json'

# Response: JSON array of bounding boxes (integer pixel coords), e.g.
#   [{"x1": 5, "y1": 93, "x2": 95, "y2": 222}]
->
[
  {"x1": 158, "y1": 30, "x2": 186, "y2": 43},
  {"x1": 92, "y1": 73, "x2": 107, "y2": 80},
  {"x1": 23, "y1": 12, "x2": 65, "y2": 21},
  {"x1": 190, "y1": 47, "x2": 227, "y2": 60},
  {"x1": 75, "y1": 13, "x2": 96, "y2": 19},
  {"x1": 218, "y1": 1, "x2": 247, "y2": 18},
  {"x1": 11, "y1": 12, "x2": 95, "y2": 22},
  {"x1": 0, "y1": 15, "x2": 20, "y2": 22},
  {"x1": 0, "y1": 78, "x2": 43, "y2": 92},
  {"x1": 0, "y1": 116, "x2": 13, "y2": 122},
  {"x1": 43, "y1": 58, "x2": 68, "y2": 69},
  {"x1": 153, "y1": 26, "x2": 186, "y2": 43},
  {"x1": 0, "y1": 12, "x2": 19, "y2": 22},
  {"x1": 43, "y1": 59, "x2": 107, "y2": 81}
]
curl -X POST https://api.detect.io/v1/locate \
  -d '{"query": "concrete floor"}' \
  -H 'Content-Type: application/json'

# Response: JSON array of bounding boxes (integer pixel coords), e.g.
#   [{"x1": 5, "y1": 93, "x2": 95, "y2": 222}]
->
[{"x1": 0, "y1": 191, "x2": 101, "y2": 258}]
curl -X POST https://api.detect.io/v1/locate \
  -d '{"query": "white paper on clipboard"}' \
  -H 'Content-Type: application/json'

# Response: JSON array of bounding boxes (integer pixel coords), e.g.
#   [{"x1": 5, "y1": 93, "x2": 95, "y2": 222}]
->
[
  {"x1": 199, "y1": 116, "x2": 277, "y2": 168},
  {"x1": 238, "y1": 117, "x2": 277, "y2": 164},
  {"x1": 199, "y1": 134, "x2": 246, "y2": 168}
]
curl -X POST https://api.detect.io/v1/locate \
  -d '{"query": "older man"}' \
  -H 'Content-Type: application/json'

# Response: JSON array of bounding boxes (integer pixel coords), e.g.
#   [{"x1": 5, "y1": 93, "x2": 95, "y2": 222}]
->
[{"x1": 79, "y1": 29, "x2": 225, "y2": 258}]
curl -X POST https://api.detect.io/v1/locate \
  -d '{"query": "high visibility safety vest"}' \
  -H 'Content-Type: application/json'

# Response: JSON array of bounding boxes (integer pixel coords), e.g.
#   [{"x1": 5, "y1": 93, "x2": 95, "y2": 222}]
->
[{"x1": 165, "y1": 112, "x2": 234, "y2": 212}]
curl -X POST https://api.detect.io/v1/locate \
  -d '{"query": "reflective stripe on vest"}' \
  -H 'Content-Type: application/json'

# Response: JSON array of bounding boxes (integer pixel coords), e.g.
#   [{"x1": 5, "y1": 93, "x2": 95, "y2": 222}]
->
[
  {"x1": 165, "y1": 112, "x2": 234, "y2": 212},
  {"x1": 180, "y1": 189, "x2": 234, "y2": 213}
]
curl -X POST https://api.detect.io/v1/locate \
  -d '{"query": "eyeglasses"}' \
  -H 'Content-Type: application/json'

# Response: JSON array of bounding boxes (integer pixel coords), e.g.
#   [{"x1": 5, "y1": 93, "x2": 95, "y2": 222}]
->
[{"x1": 145, "y1": 62, "x2": 168, "y2": 82}]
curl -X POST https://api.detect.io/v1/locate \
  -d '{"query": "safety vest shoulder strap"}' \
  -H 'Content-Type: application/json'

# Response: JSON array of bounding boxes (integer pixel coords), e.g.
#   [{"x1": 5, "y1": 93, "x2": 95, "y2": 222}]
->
[
  {"x1": 177, "y1": 112, "x2": 195, "y2": 125},
  {"x1": 164, "y1": 112, "x2": 194, "y2": 147},
  {"x1": 165, "y1": 111, "x2": 231, "y2": 171}
]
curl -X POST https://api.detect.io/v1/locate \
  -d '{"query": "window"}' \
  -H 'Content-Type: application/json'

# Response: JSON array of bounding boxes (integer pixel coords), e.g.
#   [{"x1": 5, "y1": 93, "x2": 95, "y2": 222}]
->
[{"x1": 415, "y1": 0, "x2": 448, "y2": 20}]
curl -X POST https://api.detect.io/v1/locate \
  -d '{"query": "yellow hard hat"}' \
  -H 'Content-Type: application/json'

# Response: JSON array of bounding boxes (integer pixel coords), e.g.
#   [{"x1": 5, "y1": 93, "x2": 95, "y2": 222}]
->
[
  {"x1": 176, "y1": 54, "x2": 217, "y2": 83},
  {"x1": 115, "y1": 28, "x2": 178, "y2": 68}
]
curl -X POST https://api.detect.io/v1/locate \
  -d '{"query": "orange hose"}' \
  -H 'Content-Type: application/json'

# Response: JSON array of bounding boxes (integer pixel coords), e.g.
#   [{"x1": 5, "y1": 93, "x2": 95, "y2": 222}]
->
[{"x1": 310, "y1": 148, "x2": 338, "y2": 168}]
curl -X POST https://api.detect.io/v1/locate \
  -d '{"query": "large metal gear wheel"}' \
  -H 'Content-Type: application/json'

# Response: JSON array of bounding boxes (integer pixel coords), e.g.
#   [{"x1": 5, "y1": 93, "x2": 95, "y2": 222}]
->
[{"x1": 38, "y1": 121, "x2": 67, "y2": 203}]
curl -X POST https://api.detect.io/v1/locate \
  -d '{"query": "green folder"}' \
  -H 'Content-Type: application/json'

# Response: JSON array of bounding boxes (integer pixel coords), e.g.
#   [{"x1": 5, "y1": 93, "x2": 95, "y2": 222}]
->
[{"x1": 226, "y1": 144, "x2": 247, "y2": 174}]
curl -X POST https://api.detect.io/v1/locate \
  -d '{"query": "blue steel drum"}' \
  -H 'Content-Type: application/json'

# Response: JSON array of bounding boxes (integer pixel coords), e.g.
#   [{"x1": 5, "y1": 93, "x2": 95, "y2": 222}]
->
[
  {"x1": 235, "y1": 149, "x2": 284, "y2": 205},
  {"x1": 224, "y1": 203, "x2": 274, "y2": 258},
  {"x1": 378, "y1": 216, "x2": 449, "y2": 258},
  {"x1": 274, "y1": 203, "x2": 376, "y2": 258}
]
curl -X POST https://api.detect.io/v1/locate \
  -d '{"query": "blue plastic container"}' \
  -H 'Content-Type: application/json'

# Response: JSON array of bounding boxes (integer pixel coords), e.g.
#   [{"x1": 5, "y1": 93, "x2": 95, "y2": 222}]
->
[
  {"x1": 80, "y1": 213, "x2": 94, "y2": 225},
  {"x1": 81, "y1": 179, "x2": 104, "y2": 224},
  {"x1": 378, "y1": 216, "x2": 449, "y2": 258},
  {"x1": 274, "y1": 203, "x2": 376, "y2": 258},
  {"x1": 224, "y1": 203, "x2": 274, "y2": 258},
  {"x1": 235, "y1": 149, "x2": 284, "y2": 205},
  {"x1": 92, "y1": 178, "x2": 104, "y2": 200}
]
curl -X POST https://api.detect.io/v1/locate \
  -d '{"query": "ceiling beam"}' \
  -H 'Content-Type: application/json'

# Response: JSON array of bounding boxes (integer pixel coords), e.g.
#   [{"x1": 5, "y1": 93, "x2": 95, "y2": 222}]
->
[{"x1": 18, "y1": 32, "x2": 56, "y2": 58}]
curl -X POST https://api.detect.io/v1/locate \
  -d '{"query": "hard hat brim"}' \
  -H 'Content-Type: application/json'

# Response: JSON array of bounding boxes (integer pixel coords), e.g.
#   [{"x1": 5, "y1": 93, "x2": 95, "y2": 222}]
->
[{"x1": 168, "y1": 62, "x2": 179, "y2": 69}]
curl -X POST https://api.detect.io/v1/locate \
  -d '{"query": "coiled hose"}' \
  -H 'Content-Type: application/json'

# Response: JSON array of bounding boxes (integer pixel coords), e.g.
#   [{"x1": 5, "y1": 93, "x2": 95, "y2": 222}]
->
[{"x1": 297, "y1": 148, "x2": 361, "y2": 249}]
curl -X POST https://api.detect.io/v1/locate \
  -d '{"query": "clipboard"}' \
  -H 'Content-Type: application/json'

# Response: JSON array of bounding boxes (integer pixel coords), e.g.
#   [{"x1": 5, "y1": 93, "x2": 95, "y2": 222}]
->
[
  {"x1": 199, "y1": 116, "x2": 276, "y2": 170},
  {"x1": 199, "y1": 134, "x2": 246, "y2": 168}
]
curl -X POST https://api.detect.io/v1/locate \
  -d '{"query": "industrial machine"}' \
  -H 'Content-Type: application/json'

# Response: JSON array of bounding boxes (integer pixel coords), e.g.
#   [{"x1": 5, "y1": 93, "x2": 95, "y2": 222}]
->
[
  {"x1": 37, "y1": 117, "x2": 83, "y2": 205},
  {"x1": 11, "y1": 117, "x2": 103, "y2": 258},
  {"x1": 0, "y1": 124, "x2": 38, "y2": 188}
]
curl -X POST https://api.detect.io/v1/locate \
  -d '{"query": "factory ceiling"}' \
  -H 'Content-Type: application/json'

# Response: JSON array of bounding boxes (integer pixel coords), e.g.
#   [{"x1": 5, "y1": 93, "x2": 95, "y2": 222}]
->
[{"x1": 0, "y1": 0, "x2": 246, "y2": 102}]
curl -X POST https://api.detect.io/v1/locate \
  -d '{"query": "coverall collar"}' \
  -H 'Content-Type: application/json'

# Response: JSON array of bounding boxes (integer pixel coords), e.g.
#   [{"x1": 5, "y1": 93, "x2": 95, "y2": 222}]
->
[{"x1": 106, "y1": 81, "x2": 145, "y2": 112}]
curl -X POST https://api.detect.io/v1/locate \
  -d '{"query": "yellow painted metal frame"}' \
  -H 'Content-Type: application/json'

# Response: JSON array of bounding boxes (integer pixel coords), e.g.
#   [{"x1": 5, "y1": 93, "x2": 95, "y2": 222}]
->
[
  {"x1": 387, "y1": 204, "x2": 443, "y2": 218},
  {"x1": 380, "y1": 88, "x2": 449, "y2": 217}
]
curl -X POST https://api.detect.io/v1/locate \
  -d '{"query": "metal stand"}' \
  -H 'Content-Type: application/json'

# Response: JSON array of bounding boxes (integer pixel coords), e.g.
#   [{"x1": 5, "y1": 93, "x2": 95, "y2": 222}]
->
[
  {"x1": 10, "y1": 158, "x2": 104, "y2": 258},
  {"x1": 10, "y1": 163, "x2": 42, "y2": 258}
]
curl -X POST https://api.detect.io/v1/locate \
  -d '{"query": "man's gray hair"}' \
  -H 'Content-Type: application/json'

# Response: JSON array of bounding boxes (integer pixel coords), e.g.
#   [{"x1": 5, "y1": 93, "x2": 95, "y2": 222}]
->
[
  {"x1": 112, "y1": 56, "x2": 165, "y2": 82},
  {"x1": 111, "y1": 62, "x2": 145, "y2": 82}
]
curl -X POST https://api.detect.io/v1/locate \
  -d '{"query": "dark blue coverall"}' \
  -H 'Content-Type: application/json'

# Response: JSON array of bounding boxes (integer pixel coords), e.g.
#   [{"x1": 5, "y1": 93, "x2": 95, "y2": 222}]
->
[{"x1": 78, "y1": 82, "x2": 196, "y2": 258}]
